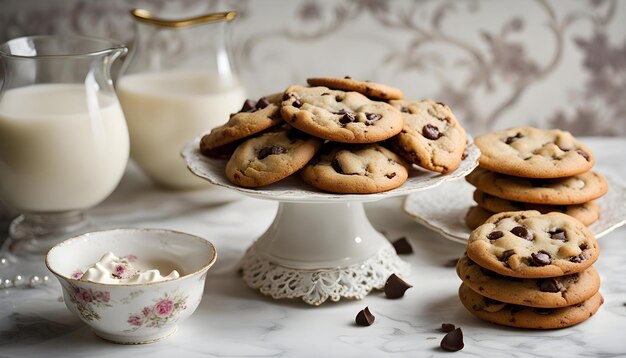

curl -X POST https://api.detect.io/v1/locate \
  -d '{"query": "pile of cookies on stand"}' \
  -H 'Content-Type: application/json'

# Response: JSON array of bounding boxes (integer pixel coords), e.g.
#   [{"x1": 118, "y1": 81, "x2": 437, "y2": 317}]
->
[
  {"x1": 199, "y1": 76, "x2": 468, "y2": 194},
  {"x1": 457, "y1": 127, "x2": 606, "y2": 328}
]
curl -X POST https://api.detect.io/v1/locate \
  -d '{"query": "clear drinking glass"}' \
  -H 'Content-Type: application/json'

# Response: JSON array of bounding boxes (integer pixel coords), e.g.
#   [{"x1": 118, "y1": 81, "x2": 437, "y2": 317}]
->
[
  {"x1": 0, "y1": 35, "x2": 129, "y2": 286},
  {"x1": 118, "y1": 9, "x2": 247, "y2": 191}
]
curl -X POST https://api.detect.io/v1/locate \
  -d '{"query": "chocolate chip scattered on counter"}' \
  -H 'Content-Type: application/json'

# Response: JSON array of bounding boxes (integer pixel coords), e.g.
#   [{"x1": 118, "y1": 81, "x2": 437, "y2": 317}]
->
[
  {"x1": 441, "y1": 323, "x2": 455, "y2": 333},
  {"x1": 355, "y1": 306, "x2": 375, "y2": 326},
  {"x1": 440, "y1": 328, "x2": 464, "y2": 352},
  {"x1": 384, "y1": 274, "x2": 412, "y2": 299},
  {"x1": 392, "y1": 237, "x2": 413, "y2": 255}
]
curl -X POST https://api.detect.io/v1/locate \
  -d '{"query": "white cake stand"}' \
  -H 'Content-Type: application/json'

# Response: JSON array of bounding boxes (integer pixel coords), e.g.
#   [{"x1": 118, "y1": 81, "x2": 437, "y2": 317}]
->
[{"x1": 182, "y1": 137, "x2": 480, "y2": 305}]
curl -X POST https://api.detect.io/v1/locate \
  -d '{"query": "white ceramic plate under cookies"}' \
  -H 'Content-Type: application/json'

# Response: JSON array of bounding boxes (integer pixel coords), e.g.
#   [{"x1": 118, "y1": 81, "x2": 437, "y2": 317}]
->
[{"x1": 403, "y1": 177, "x2": 626, "y2": 244}]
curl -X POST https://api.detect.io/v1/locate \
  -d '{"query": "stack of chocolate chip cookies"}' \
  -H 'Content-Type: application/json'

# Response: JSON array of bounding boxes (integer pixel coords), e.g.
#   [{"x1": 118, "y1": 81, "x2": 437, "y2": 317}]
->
[
  {"x1": 464, "y1": 127, "x2": 608, "y2": 229},
  {"x1": 199, "y1": 77, "x2": 468, "y2": 194},
  {"x1": 457, "y1": 210, "x2": 603, "y2": 329}
]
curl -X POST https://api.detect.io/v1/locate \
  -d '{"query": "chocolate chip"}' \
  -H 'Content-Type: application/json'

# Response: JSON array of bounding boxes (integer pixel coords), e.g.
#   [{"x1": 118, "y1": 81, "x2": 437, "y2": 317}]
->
[
  {"x1": 355, "y1": 306, "x2": 375, "y2": 326},
  {"x1": 511, "y1": 226, "x2": 533, "y2": 241},
  {"x1": 321, "y1": 92, "x2": 330, "y2": 96},
  {"x1": 392, "y1": 237, "x2": 413, "y2": 255},
  {"x1": 570, "y1": 255, "x2": 583, "y2": 263},
  {"x1": 440, "y1": 328, "x2": 464, "y2": 352},
  {"x1": 293, "y1": 99, "x2": 302, "y2": 108},
  {"x1": 422, "y1": 124, "x2": 441, "y2": 140},
  {"x1": 537, "y1": 278, "x2": 560, "y2": 293},
  {"x1": 400, "y1": 107, "x2": 410, "y2": 113},
  {"x1": 331, "y1": 159, "x2": 344, "y2": 174},
  {"x1": 241, "y1": 99, "x2": 256, "y2": 112},
  {"x1": 344, "y1": 75, "x2": 352, "y2": 79},
  {"x1": 577, "y1": 149, "x2": 590, "y2": 161},
  {"x1": 487, "y1": 231, "x2": 504, "y2": 241},
  {"x1": 436, "y1": 101, "x2": 447, "y2": 107},
  {"x1": 257, "y1": 145, "x2": 285, "y2": 160},
  {"x1": 505, "y1": 132, "x2": 523, "y2": 144},
  {"x1": 335, "y1": 95, "x2": 343, "y2": 102},
  {"x1": 365, "y1": 113, "x2": 381, "y2": 122},
  {"x1": 282, "y1": 92, "x2": 291, "y2": 101},
  {"x1": 384, "y1": 274, "x2": 412, "y2": 299},
  {"x1": 339, "y1": 112, "x2": 356, "y2": 124},
  {"x1": 255, "y1": 97, "x2": 270, "y2": 109},
  {"x1": 499, "y1": 250, "x2": 515, "y2": 266},
  {"x1": 549, "y1": 229, "x2": 566, "y2": 242},
  {"x1": 530, "y1": 251, "x2": 552, "y2": 266},
  {"x1": 385, "y1": 172, "x2": 396, "y2": 179},
  {"x1": 441, "y1": 323, "x2": 455, "y2": 333}
]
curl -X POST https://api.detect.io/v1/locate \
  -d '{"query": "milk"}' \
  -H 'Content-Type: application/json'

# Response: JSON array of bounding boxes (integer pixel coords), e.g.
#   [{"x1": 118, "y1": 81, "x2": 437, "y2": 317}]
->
[
  {"x1": 116, "y1": 71, "x2": 247, "y2": 189},
  {"x1": 0, "y1": 84, "x2": 129, "y2": 212}
]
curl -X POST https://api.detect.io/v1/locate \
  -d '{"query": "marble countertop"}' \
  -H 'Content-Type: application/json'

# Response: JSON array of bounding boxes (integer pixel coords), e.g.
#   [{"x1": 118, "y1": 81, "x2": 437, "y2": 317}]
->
[{"x1": 1, "y1": 137, "x2": 625, "y2": 357}]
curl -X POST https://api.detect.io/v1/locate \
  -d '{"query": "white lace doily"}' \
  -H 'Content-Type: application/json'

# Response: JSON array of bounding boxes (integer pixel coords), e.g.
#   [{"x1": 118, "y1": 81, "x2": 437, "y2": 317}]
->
[
  {"x1": 239, "y1": 244, "x2": 410, "y2": 306},
  {"x1": 403, "y1": 177, "x2": 626, "y2": 244},
  {"x1": 182, "y1": 136, "x2": 480, "y2": 203}
]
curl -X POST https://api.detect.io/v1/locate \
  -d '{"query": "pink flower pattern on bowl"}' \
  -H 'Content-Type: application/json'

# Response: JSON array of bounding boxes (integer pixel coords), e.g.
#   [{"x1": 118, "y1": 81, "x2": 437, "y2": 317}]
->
[
  {"x1": 125, "y1": 291, "x2": 188, "y2": 331},
  {"x1": 66, "y1": 283, "x2": 112, "y2": 321}
]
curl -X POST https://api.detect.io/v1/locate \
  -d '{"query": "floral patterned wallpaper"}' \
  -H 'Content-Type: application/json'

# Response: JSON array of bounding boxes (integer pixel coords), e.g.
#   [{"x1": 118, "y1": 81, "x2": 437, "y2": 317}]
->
[{"x1": 1, "y1": 0, "x2": 625, "y2": 136}]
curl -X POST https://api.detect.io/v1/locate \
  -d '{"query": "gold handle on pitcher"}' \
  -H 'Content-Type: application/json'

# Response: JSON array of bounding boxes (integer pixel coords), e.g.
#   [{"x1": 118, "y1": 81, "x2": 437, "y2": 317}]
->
[{"x1": 130, "y1": 8, "x2": 238, "y2": 28}]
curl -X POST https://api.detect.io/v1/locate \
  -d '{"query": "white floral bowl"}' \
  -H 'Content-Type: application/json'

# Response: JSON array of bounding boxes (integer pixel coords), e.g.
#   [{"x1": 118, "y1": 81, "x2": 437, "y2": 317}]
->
[{"x1": 46, "y1": 228, "x2": 217, "y2": 344}]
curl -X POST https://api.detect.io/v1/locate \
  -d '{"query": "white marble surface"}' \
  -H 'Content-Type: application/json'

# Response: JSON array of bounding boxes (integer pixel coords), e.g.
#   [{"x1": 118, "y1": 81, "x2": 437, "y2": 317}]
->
[{"x1": 1, "y1": 137, "x2": 625, "y2": 357}]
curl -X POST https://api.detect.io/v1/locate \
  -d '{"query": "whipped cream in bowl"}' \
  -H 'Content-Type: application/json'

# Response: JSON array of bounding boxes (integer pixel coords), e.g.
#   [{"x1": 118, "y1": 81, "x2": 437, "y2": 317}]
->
[
  {"x1": 77, "y1": 252, "x2": 180, "y2": 284},
  {"x1": 46, "y1": 228, "x2": 217, "y2": 344}
]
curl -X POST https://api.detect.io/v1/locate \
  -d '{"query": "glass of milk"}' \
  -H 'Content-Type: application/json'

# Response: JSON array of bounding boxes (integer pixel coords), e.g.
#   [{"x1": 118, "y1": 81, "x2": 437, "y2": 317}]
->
[
  {"x1": 118, "y1": 9, "x2": 247, "y2": 191},
  {"x1": 0, "y1": 35, "x2": 129, "y2": 261}
]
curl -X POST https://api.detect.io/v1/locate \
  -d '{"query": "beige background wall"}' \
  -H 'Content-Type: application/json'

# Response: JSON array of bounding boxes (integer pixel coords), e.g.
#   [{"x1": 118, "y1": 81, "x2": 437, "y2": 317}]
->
[{"x1": 1, "y1": 0, "x2": 625, "y2": 136}]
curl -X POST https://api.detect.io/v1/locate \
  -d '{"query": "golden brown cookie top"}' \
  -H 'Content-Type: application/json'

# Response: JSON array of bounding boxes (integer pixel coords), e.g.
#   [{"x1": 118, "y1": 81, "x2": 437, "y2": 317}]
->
[{"x1": 466, "y1": 211, "x2": 600, "y2": 278}]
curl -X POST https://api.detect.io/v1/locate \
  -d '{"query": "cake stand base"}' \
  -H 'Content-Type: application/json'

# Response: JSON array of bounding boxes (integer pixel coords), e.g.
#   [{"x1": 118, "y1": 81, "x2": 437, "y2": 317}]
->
[{"x1": 238, "y1": 201, "x2": 410, "y2": 305}]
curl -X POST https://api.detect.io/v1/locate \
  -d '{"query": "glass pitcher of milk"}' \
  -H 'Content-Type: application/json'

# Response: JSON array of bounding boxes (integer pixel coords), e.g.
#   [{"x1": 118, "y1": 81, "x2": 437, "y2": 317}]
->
[
  {"x1": 118, "y1": 8, "x2": 247, "y2": 191},
  {"x1": 0, "y1": 35, "x2": 129, "y2": 258}
]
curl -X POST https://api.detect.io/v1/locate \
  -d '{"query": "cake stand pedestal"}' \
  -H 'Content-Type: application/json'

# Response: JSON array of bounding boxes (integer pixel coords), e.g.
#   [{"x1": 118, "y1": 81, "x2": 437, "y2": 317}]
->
[{"x1": 182, "y1": 137, "x2": 479, "y2": 305}]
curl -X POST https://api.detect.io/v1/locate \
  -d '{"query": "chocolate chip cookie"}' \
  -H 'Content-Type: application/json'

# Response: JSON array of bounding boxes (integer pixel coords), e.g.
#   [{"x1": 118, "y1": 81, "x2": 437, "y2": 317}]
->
[
  {"x1": 473, "y1": 190, "x2": 600, "y2": 226},
  {"x1": 459, "y1": 283, "x2": 603, "y2": 329},
  {"x1": 281, "y1": 85, "x2": 403, "y2": 143},
  {"x1": 465, "y1": 206, "x2": 495, "y2": 230},
  {"x1": 300, "y1": 143, "x2": 410, "y2": 194},
  {"x1": 466, "y1": 168, "x2": 608, "y2": 205},
  {"x1": 386, "y1": 100, "x2": 467, "y2": 174},
  {"x1": 475, "y1": 127, "x2": 595, "y2": 178},
  {"x1": 456, "y1": 255, "x2": 600, "y2": 308},
  {"x1": 306, "y1": 76, "x2": 404, "y2": 100},
  {"x1": 200, "y1": 95, "x2": 283, "y2": 158},
  {"x1": 225, "y1": 127, "x2": 323, "y2": 187},
  {"x1": 466, "y1": 211, "x2": 600, "y2": 278}
]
